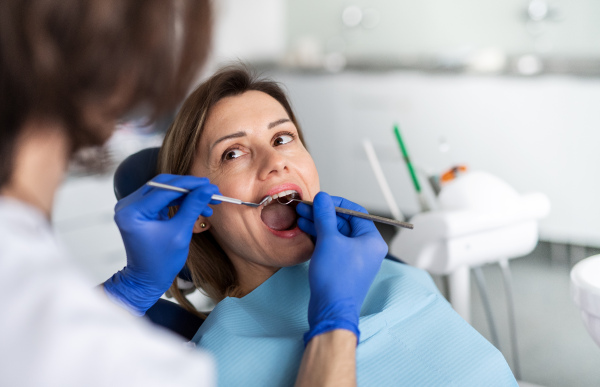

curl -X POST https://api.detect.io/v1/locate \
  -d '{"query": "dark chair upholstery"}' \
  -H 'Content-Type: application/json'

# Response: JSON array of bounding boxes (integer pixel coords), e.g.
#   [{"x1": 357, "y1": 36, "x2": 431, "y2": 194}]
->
[
  {"x1": 145, "y1": 298, "x2": 204, "y2": 340},
  {"x1": 113, "y1": 147, "x2": 161, "y2": 201}
]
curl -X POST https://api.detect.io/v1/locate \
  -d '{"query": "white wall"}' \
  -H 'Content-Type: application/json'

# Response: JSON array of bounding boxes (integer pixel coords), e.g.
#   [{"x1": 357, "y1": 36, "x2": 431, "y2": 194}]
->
[
  {"x1": 272, "y1": 70, "x2": 600, "y2": 247},
  {"x1": 209, "y1": 0, "x2": 286, "y2": 65},
  {"x1": 287, "y1": 0, "x2": 600, "y2": 60}
]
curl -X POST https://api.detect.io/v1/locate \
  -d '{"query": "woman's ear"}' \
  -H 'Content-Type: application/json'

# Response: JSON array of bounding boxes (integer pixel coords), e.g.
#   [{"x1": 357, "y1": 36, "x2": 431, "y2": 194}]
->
[{"x1": 193, "y1": 216, "x2": 211, "y2": 233}]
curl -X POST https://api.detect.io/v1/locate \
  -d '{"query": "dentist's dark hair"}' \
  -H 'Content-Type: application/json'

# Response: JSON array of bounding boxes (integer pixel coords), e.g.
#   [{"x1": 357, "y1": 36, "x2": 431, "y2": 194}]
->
[
  {"x1": 0, "y1": 0, "x2": 212, "y2": 188},
  {"x1": 158, "y1": 64, "x2": 306, "y2": 312}
]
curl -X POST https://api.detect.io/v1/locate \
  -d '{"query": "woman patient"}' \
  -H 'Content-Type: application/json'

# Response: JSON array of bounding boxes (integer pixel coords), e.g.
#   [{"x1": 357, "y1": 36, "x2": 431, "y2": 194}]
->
[{"x1": 157, "y1": 65, "x2": 517, "y2": 387}]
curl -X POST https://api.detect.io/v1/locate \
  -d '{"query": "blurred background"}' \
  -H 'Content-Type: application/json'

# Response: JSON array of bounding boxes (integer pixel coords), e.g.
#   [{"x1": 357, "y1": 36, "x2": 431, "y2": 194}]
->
[{"x1": 53, "y1": 1, "x2": 600, "y2": 386}]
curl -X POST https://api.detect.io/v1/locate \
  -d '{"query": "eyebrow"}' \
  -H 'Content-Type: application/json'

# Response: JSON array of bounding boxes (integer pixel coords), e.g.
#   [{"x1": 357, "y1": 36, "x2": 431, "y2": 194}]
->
[
  {"x1": 268, "y1": 118, "x2": 290, "y2": 129},
  {"x1": 209, "y1": 118, "x2": 292, "y2": 152},
  {"x1": 210, "y1": 131, "x2": 246, "y2": 152}
]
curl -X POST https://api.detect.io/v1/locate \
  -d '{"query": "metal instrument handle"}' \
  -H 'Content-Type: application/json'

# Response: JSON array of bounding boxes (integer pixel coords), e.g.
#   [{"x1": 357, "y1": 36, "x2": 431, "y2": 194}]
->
[{"x1": 295, "y1": 199, "x2": 414, "y2": 230}]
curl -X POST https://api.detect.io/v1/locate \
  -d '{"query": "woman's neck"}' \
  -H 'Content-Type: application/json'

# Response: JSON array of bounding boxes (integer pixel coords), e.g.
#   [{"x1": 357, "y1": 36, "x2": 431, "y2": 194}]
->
[
  {"x1": 230, "y1": 259, "x2": 280, "y2": 298},
  {"x1": 0, "y1": 121, "x2": 70, "y2": 218}
]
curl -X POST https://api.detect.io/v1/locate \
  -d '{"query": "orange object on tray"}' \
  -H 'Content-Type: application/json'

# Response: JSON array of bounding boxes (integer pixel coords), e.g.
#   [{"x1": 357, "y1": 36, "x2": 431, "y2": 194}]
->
[{"x1": 440, "y1": 165, "x2": 468, "y2": 183}]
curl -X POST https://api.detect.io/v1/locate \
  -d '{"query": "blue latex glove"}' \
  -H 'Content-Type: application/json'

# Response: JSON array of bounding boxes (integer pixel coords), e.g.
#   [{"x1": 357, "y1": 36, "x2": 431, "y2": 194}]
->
[
  {"x1": 103, "y1": 174, "x2": 220, "y2": 315},
  {"x1": 296, "y1": 192, "x2": 388, "y2": 345}
]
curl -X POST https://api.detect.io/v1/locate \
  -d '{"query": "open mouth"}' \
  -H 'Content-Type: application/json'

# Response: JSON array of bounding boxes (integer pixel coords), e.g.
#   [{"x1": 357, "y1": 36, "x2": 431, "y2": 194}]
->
[{"x1": 260, "y1": 190, "x2": 301, "y2": 231}]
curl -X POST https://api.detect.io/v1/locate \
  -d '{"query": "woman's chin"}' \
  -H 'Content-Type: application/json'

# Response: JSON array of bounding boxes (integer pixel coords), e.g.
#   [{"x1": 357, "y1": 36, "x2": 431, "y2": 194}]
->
[{"x1": 268, "y1": 231, "x2": 314, "y2": 267}]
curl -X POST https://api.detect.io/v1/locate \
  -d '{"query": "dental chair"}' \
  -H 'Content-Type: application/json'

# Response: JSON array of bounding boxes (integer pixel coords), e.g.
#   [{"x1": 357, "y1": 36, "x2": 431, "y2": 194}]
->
[
  {"x1": 113, "y1": 147, "x2": 405, "y2": 341},
  {"x1": 571, "y1": 254, "x2": 600, "y2": 348}
]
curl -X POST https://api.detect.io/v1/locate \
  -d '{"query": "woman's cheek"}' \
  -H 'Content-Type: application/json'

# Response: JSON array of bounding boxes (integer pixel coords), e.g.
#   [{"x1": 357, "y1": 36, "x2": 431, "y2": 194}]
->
[
  {"x1": 219, "y1": 157, "x2": 253, "y2": 181},
  {"x1": 301, "y1": 155, "x2": 320, "y2": 194},
  {"x1": 213, "y1": 172, "x2": 253, "y2": 200}
]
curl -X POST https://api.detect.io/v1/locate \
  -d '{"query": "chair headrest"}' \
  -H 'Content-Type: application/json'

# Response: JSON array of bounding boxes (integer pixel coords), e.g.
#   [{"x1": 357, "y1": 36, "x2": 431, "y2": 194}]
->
[{"x1": 113, "y1": 147, "x2": 161, "y2": 200}]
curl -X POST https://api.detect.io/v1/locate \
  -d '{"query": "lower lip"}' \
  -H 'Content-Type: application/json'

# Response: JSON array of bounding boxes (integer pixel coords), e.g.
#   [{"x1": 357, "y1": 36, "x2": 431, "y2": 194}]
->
[{"x1": 264, "y1": 224, "x2": 304, "y2": 238}]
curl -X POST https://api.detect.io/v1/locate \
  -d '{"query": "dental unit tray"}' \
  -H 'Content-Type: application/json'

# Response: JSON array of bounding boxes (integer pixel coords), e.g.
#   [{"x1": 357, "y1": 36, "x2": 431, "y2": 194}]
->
[{"x1": 146, "y1": 181, "x2": 413, "y2": 229}]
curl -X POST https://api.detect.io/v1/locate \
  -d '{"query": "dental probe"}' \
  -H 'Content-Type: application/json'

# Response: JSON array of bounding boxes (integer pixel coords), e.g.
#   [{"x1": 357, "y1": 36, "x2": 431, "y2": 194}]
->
[
  {"x1": 146, "y1": 181, "x2": 269, "y2": 208},
  {"x1": 147, "y1": 181, "x2": 414, "y2": 229},
  {"x1": 278, "y1": 197, "x2": 414, "y2": 230}
]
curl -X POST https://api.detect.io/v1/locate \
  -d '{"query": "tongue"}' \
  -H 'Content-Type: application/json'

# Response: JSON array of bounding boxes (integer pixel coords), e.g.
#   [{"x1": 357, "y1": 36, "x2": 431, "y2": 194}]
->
[{"x1": 261, "y1": 203, "x2": 297, "y2": 231}]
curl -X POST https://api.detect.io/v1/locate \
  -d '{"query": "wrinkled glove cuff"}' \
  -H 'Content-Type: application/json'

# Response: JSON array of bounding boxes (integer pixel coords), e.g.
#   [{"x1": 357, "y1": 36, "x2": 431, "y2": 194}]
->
[
  {"x1": 103, "y1": 270, "x2": 157, "y2": 316},
  {"x1": 303, "y1": 320, "x2": 360, "y2": 347}
]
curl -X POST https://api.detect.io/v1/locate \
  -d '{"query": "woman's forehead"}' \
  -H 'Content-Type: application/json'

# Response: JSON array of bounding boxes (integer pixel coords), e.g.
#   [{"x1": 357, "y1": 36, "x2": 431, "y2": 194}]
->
[{"x1": 201, "y1": 90, "x2": 290, "y2": 144}]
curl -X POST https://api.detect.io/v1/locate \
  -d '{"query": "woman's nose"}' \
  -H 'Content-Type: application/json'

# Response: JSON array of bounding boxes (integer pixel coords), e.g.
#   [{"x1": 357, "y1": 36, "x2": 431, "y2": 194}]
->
[{"x1": 257, "y1": 147, "x2": 288, "y2": 180}]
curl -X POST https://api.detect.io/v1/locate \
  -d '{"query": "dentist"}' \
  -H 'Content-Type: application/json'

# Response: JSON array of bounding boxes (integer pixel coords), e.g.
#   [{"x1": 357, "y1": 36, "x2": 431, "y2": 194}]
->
[{"x1": 0, "y1": 1, "x2": 387, "y2": 386}]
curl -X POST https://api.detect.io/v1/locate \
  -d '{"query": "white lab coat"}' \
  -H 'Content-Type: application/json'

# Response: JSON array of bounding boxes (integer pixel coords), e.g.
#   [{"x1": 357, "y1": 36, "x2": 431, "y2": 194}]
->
[{"x1": 0, "y1": 198, "x2": 215, "y2": 387}]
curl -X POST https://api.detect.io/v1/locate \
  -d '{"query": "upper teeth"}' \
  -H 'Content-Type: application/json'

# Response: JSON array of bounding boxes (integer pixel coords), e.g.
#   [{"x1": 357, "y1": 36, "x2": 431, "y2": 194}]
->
[
  {"x1": 272, "y1": 190, "x2": 298, "y2": 200},
  {"x1": 261, "y1": 190, "x2": 299, "y2": 207}
]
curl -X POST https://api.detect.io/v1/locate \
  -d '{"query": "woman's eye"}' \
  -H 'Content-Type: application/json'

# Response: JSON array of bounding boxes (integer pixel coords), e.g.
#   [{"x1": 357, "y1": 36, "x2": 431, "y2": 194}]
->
[
  {"x1": 223, "y1": 148, "x2": 245, "y2": 161},
  {"x1": 274, "y1": 133, "x2": 294, "y2": 146}
]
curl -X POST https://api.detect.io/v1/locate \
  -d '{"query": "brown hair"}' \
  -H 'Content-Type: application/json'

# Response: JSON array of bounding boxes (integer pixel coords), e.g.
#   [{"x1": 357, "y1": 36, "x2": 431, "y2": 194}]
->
[
  {"x1": 0, "y1": 0, "x2": 212, "y2": 188},
  {"x1": 158, "y1": 64, "x2": 305, "y2": 314}
]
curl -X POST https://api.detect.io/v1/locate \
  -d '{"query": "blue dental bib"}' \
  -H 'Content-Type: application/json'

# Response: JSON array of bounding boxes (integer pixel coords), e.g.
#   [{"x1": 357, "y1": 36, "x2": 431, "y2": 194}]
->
[{"x1": 192, "y1": 260, "x2": 517, "y2": 386}]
